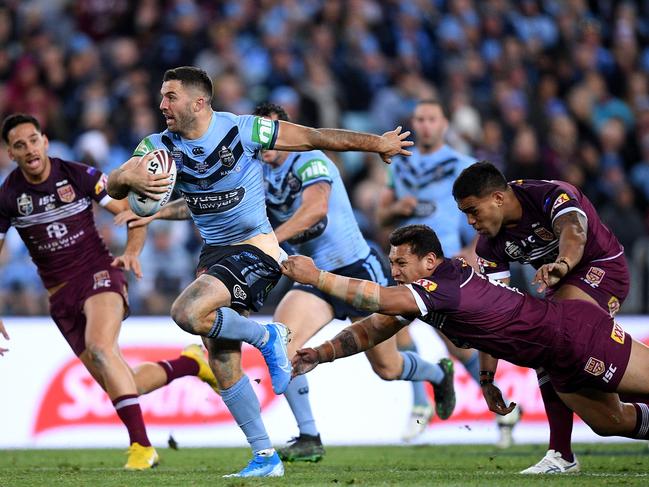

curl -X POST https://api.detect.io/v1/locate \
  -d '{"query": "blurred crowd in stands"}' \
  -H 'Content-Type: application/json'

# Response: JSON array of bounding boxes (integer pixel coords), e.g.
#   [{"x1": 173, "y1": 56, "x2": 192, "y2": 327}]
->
[{"x1": 2, "y1": 0, "x2": 649, "y2": 314}]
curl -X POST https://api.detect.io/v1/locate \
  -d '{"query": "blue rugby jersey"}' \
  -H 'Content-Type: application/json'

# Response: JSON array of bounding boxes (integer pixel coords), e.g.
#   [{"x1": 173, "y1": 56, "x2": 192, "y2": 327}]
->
[
  {"x1": 264, "y1": 150, "x2": 370, "y2": 270},
  {"x1": 133, "y1": 111, "x2": 278, "y2": 245},
  {"x1": 388, "y1": 145, "x2": 476, "y2": 256}
]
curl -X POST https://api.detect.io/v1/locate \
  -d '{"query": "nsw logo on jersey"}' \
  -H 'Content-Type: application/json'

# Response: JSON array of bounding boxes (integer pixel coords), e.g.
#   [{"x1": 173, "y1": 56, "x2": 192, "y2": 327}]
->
[
  {"x1": 17, "y1": 193, "x2": 34, "y2": 215},
  {"x1": 252, "y1": 117, "x2": 275, "y2": 149},
  {"x1": 218, "y1": 145, "x2": 236, "y2": 168}
]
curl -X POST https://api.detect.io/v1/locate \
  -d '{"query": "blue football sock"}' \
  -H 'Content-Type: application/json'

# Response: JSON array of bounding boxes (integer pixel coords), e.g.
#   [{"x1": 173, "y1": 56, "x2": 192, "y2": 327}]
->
[
  {"x1": 221, "y1": 375, "x2": 271, "y2": 453},
  {"x1": 206, "y1": 307, "x2": 267, "y2": 347},
  {"x1": 463, "y1": 350, "x2": 480, "y2": 383},
  {"x1": 399, "y1": 351, "x2": 444, "y2": 385},
  {"x1": 398, "y1": 343, "x2": 430, "y2": 407},
  {"x1": 284, "y1": 374, "x2": 318, "y2": 437}
]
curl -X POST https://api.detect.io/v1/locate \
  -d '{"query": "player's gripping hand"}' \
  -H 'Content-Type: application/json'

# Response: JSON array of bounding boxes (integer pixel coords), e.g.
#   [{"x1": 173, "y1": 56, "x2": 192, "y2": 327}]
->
[
  {"x1": 121, "y1": 152, "x2": 172, "y2": 200},
  {"x1": 481, "y1": 382, "x2": 517, "y2": 416},
  {"x1": 114, "y1": 209, "x2": 156, "y2": 229},
  {"x1": 379, "y1": 126, "x2": 413, "y2": 164},
  {"x1": 292, "y1": 348, "x2": 320, "y2": 377},
  {"x1": 112, "y1": 253, "x2": 143, "y2": 280},
  {"x1": 393, "y1": 196, "x2": 418, "y2": 217},
  {"x1": 281, "y1": 255, "x2": 320, "y2": 285},
  {"x1": 531, "y1": 261, "x2": 569, "y2": 293},
  {"x1": 0, "y1": 319, "x2": 10, "y2": 356}
]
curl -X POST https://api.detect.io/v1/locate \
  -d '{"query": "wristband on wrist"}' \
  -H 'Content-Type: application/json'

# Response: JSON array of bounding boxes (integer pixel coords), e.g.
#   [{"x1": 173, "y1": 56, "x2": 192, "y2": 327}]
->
[
  {"x1": 557, "y1": 257, "x2": 571, "y2": 273},
  {"x1": 479, "y1": 370, "x2": 495, "y2": 386}
]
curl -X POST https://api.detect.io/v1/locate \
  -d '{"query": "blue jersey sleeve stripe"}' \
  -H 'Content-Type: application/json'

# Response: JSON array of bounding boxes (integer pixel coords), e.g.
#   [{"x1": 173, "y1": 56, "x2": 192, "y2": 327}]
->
[{"x1": 268, "y1": 120, "x2": 280, "y2": 149}]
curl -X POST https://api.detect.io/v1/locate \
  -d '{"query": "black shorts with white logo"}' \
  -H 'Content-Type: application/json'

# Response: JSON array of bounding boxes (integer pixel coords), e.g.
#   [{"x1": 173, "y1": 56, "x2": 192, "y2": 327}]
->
[{"x1": 196, "y1": 244, "x2": 282, "y2": 312}]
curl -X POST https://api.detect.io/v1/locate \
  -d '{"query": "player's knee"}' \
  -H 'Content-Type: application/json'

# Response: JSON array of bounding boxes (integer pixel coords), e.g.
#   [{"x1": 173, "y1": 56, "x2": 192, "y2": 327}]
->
[
  {"x1": 370, "y1": 361, "x2": 400, "y2": 381},
  {"x1": 84, "y1": 342, "x2": 113, "y2": 370},
  {"x1": 587, "y1": 415, "x2": 625, "y2": 437},
  {"x1": 171, "y1": 299, "x2": 199, "y2": 335}
]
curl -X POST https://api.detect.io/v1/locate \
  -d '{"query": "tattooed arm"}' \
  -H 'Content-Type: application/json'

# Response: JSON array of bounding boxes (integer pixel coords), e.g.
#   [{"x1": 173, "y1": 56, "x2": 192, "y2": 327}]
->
[
  {"x1": 532, "y1": 210, "x2": 588, "y2": 292},
  {"x1": 273, "y1": 121, "x2": 413, "y2": 164},
  {"x1": 281, "y1": 255, "x2": 421, "y2": 315},
  {"x1": 292, "y1": 314, "x2": 407, "y2": 375}
]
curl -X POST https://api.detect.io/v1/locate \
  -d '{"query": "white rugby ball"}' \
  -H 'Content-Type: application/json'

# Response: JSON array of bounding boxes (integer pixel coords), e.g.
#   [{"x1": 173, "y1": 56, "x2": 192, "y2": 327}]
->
[{"x1": 128, "y1": 149, "x2": 177, "y2": 217}]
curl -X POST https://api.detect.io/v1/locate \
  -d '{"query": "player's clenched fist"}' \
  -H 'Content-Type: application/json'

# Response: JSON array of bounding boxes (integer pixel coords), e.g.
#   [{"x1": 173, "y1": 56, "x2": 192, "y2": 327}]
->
[
  {"x1": 291, "y1": 348, "x2": 320, "y2": 377},
  {"x1": 281, "y1": 255, "x2": 320, "y2": 285}
]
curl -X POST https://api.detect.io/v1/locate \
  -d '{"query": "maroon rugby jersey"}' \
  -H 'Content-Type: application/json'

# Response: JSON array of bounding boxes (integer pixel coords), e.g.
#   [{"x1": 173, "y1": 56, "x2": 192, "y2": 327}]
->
[
  {"x1": 476, "y1": 180, "x2": 624, "y2": 280},
  {"x1": 405, "y1": 258, "x2": 564, "y2": 369},
  {"x1": 0, "y1": 158, "x2": 113, "y2": 288}
]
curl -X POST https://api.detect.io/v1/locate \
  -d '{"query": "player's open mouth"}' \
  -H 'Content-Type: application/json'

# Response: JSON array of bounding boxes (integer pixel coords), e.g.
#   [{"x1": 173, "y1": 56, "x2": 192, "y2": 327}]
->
[{"x1": 26, "y1": 157, "x2": 41, "y2": 168}]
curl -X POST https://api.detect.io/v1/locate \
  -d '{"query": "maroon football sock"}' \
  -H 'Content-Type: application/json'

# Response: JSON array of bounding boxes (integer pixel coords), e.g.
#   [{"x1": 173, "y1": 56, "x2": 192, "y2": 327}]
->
[
  {"x1": 113, "y1": 394, "x2": 151, "y2": 447},
  {"x1": 157, "y1": 356, "x2": 199, "y2": 384},
  {"x1": 631, "y1": 403, "x2": 649, "y2": 439},
  {"x1": 538, "y1": 372, "x2": 574, "y2": 462}
]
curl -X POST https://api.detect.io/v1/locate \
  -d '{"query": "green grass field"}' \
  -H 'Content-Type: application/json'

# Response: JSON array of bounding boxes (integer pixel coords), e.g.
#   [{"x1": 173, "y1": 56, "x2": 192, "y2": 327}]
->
[{"x1": 1, "y1": 443, "x2": 647, "y2": 486}]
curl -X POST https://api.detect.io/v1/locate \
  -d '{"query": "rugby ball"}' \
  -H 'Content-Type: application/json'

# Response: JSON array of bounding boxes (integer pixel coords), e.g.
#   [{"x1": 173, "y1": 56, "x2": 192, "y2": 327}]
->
[{"x1": 127, "y1": 149, "x2": 177, "y2": 217}]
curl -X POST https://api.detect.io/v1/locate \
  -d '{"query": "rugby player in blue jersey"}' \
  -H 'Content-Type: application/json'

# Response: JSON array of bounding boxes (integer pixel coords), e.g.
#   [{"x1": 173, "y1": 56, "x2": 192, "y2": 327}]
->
[
  {"x1": 377, "y1": 100, "x2": 521, "y2": 445},
  {"x1": 107, "y1": 66, "x2": 412, "y2": 477},
  {"x1": 254, "y1": 103, "x2": 455, "y2": 462}
]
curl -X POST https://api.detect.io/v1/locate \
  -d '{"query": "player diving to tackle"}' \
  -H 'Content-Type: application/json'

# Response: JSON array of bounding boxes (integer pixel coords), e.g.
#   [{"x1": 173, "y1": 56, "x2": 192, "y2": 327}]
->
[
  {"x1": 256, "y1": 102, "x2": 455, "y2": 461},
  {"x1": 0, "y1": 113, "x2": 220, "y2": 470},
  {"x1": 377, "y1": 100, "x2": 520, "y2": 444},
  {"x1": 283, "y1": 224, "x2": 649, "y2": 456},
  {"x1": 453, "y1": 161, "x2": 630, "y2": 473},
  {"x1": 106, "y1": 66, "x2": 412, "y2": 477}
]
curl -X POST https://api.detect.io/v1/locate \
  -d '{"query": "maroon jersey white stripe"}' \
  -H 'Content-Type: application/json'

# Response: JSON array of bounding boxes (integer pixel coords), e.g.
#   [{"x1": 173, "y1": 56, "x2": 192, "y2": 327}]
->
[{"x1": 0, "y1": 158, "x2": 113, "y2": 288}]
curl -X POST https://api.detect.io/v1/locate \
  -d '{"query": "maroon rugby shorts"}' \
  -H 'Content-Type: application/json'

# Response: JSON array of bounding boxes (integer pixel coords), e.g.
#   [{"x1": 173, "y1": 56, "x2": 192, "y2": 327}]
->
[{"x1": 49, "y1": 266, "x2": 129, "y2": 356}]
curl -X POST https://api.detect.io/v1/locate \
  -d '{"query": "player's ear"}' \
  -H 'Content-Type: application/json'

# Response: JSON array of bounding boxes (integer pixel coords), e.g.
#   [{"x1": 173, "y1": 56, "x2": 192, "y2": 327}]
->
[
  {"x1": 492, "y1": 190, "x2": 504, "y2": 207},
  {"x1": 424, "y1": 252, "x2": 437, "y2": 270}
]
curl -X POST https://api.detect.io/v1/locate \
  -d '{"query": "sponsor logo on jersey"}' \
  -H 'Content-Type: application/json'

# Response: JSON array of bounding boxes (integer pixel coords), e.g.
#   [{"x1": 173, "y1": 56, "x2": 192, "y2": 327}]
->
[
  {"x1": 287, "y1": 172, "x2": 302, "y2": 192},
  {"x1": 218, "y1": 145, "x2": 236, "y2": 168},
  {"x1": 608, "y1": 296, "x2": 620, "y2": 317},
  {"x1": 171, "y1": 148, "x2": 184, "y2": 173},
  {"x1": 504, "y1": 241, "x2": 524, "y2": 260},
  {"x1": 533, "y1": 227, "x2": 555, "y2": 241},
  {"x1": 252, "y1": 116, "x2": 275, "y2": 149},
  {"x1": 414, "y1": 278, "x2": 437, "y2": 293},
  {"x1": 551, "y1": 193, "x2": 571, "y2": 213},
  {"x1": 183, "y1": 188, "x2": 246, "y2": 214},
  {"x1": 298, "y1": 159, "x2": 330, "y2": 183},
  {"x1": 413, "y1": 200, "x2": 436, "y2": 217},
  {"x1": 610, "y1": 322, "x2": 625, "y2": 344},
  {"x1": 17, "y1": 193, "x2": 34, "y2": 215},
  {"x1": 584, "y1": 357, "x2": 605, "y2": 376},
  {"x1": 603, "y1": 364, "x2": 617, "y2": 384},
  {"x1": 32, "y1": 345, "x2": 277, "y2": 434},
  {"x1": 233, "y1": 284, "x2": 247, "y2": 301},
  {"x1": 93, "y1": 270, "x2": 111, "y2": 289},
  {"x1": 582, "y1": 266, "x2": 605, "y2": 288},
  {"x1": 94, "y1": 174, "x2": 108, "y2": 195},
  {"x1": 57, "y1": 184, "x2": 76, "y2": 203},
  {"x1": 192, "y1": 146, "x2": 204, "y2": 155},
  {"x1": 477, "y1": 257, "x2": 497, "y2": 274},
  {"x1": 46, "y1": 222, "x2": 68, "y2": 239}
]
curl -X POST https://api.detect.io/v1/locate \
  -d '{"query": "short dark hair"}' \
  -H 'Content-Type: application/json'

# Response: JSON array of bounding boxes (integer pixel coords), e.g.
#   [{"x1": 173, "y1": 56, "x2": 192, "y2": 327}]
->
[
  {"x1": 389, "y1": 224, "x2": 444, "y2": 258},
  {"x1": 253, "y1": 102, "x2": 290, "y2": 122},
  {"x1": 452, "y1": 161, "x2": 508, "y2": 200},
  {"x1": 1, "y1": 113, "x2": 41, "y2": 143},
  {"x1": 415, "y1": 99, "x2": 447, "y2": 117},
  {"x1": 163, "y1": 66, "x2": 213, "y2": 100}
]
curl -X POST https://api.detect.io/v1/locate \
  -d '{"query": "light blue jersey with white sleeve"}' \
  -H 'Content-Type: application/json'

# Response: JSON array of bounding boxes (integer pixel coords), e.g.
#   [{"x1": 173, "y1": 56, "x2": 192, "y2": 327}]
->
[
  {"x1": 264, "y1": 150, "x2": 369, "y2": 270},
  {"x1": 133, "y1": 111, "x2": 278, "y2": 245},
  {"x1": 388, "y1": 145, "x2": 476, "y2": 256}
]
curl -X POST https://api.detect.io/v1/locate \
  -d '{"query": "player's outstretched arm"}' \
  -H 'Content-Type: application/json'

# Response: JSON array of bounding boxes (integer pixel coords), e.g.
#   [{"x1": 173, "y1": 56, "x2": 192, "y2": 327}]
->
[
  {"x1": 104, "y1": 198, "x2": 146, "y2": 279},
  {"x1": 274, "y1": 182, "x2": 330, "y2": 243},
  {"x1": 281, "y1": 255, "x2": 420, "y2": 316},
  {"x1": 292, "y1": 313, "x2": 406, "y2": 376},
  {"x1": 532, "y1": 211, "x2": 588, "y2": 292},
  {"x1": 114, "y1": 198, "x2": 191, "y2": 229},
  {"x1": 478, "y1": 351, "x2": 517, "y2": 416},
  {"x1": 274, "y1": 121, "x2": 413, "y2": 164},
  {"x1": 107, "y1": 153, "x2": 171, "y2": 200},
  {"x1": 0, "y1": 319, "x2": 9, "y2": 356}
]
